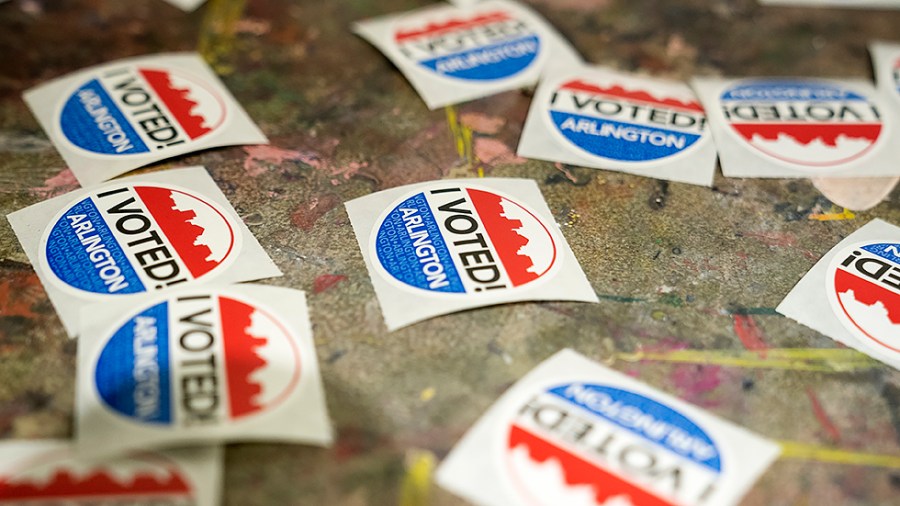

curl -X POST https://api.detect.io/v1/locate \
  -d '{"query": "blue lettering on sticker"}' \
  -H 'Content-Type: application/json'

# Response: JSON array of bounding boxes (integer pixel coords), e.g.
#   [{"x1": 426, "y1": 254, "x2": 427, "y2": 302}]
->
[
  {"x1": 720, "y1": 80, "x2": 864, "y2": 102},
  {"x1": 549, "y1": 383, "x2": 722, "y2": 472},
  {"x1": 860, "y1": 243, "x2": 900, "y2": 265},
  {"x1": 45, "y1": 197, "x2": 144, "y2": 294},
  {"x1": 375, "y1": 192, "x2": 464, "y2": 293},
  {"x1": 419, "y1": 35, "x2": 540, "y2": 81},
  {"x1": 550, "y1": 110, "x2": 701, "y2": 161},
  {"x1": 60, "y1": 79, "x2": 149, "y2": 155},
  {"x1": 95, "y1": 301, "x2": 171, "y2": 424}
]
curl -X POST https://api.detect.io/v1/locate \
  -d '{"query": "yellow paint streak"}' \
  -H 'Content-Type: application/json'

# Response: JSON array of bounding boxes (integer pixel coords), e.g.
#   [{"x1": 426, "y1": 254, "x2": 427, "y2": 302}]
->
[
  {"x1": 778, "y1": 441, "x2": 900, "y2": 468},
  {"x1": 614, "y1": 348, "x2": 879, "y2": 372},
  {"x1": 399, "y1": 449, "x2": 436, "y2": 506},
  {"x1": 198, "y1": 0, "x2": 247, "y2": 74},
  {"x1": 809, "y1": 206, "x2": 855, "y2": 221},
  {"x1": 445, "y1": 106, "x2": 484, "y2": 177},
  {"x1": 420, "y1": 387, "x2": 436, "y2": 402}
]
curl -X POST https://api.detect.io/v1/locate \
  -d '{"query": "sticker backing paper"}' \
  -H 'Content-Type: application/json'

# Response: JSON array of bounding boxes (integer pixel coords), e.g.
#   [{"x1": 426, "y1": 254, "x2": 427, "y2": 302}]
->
[
  {"x1": 76, "y1": 284, "x2": 332, "y2": 458},
  {"x1": 0, "y1": 440, "x2": 221, "y2": 506},
  {"x1": 870, "y1": 41, "x2": 900, "y2": 108},
  {"x1": 352, "y1": 0, "x2": 582, "y2": 109},
  {"x1": 436, "y1": 349, "x2": 780, "y2": 506},
  {"x1": 23, "y1": 52, "x2": 268, "y2": 186},
  {"x1": 518, "y1": 64, "x2": 717, "y2": 186},
  {"x1": 691, "y1": 76, "x2": 900, "y2": 178},
  {"x1": 6, "y1": 166, "x2": 282, "y2": 337},
  {"x1": 345, "y1": 178, "x2": 598, "y2": 330},
  {"x1": 777, "y1": 218, "x2": 900, "y2": 370}
]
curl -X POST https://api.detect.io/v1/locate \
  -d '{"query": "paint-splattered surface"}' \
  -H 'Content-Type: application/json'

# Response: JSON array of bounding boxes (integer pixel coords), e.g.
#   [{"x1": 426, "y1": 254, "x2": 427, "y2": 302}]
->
[{"x1": 2, "y1": 0, "x2": 900, "y2": 504}]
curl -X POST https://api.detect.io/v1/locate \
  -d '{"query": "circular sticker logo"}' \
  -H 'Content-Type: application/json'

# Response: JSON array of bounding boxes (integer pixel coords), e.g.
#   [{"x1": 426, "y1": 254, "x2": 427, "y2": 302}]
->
[
  {"x1": 94, "y1": 291, "x2": 301, "y2": 426},
  {"x1": 0, "y1": 449, "x2": 194, "y2": 504},
  {"x1": 41, "y1": 183, "x2": 240, "y2": 296},
  {"x1": 393, "y1": 8, "x2": 542, "y2": 82},
  {"x1": 59, "y1": 66, "x2": 226, "y2": 156},
  {"x1": 827, "y1": 241, "x2": 900, "y2": 354},
  {"x1": 548, "y1": 78, "x2": 708, "y2": 163},
  {"x1": 504, "y1": 383, "x2": 722, "y2": 506},
  {"x1": 371, "y1": 184, "x2": 558, "y2": 295},
  {"x1": 719, "y1": 79, "x2": 883, "y2": 168}
]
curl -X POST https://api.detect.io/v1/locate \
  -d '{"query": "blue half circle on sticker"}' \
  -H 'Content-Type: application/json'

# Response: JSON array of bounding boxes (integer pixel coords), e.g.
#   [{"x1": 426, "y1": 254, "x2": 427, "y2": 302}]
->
[
  {"x1": 45, "y1": 197, "x2": 144, "y2": 295},
  {"x1": 375, "y1": 191, "x2": 464, "y2": 293},
  {"x1": 548, "y1": 383, "x2": 722, "y2": 472},
  {"x1": 418, "y1": 35, "x2": 540, "y2": 81},
  {"x1": 550, "y1": 111, "x2": 701, "y2": 162},
  {"x1": 60, "y1": 78, "x2": 149, "y2": 155},
  {"x1": 95, "y1": 300, "x2": 171, "y2": 424},
  {"x1": 860, "y1": 243, "x2": 900, "y2": 265},
  {"x1": 720, "y1": 80, "x2": 865, "y2": 102}
]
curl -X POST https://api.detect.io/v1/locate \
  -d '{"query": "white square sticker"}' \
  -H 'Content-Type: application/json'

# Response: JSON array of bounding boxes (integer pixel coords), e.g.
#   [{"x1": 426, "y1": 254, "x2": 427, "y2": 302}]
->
[
  {"x1": 777, "y1": 219, "x2": 900, "y2": 370},
  {"x1": 518, "y1": 64, "x2": 718, "y2": 186},
  {"x1": 691, "y1": 76, "x2": 900, "y2": 178},
  {"x1": 6, "y1": 166, "x2": 282, "y2": 337},
  {"x1": 23, "y1": 52, "x2": 268, "y2": 186},
  {"x1": 436, "y1": 349, "x2": 780, "y2": 506},
  {"x1": 352, "y1": 0, "x2": 582, "y2": 109},
  {"x1": 0, "y1": 440, "x2": 221, "y2": 506},
  {"x1": 76, "y1": 284, "x2": 332, "y2": 458},
  {"x1": 345, "y1": 178, "x2": 598, "y2": 330}
]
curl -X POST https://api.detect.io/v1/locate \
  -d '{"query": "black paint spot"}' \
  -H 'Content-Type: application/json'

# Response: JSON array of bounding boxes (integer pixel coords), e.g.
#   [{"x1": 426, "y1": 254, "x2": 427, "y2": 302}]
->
[
  {"x1": 648, "y1": 181, "x2": 669, "y2": 210},
  {"x1": 880, "y1": 382, "x2": 900, "y2": 446},
  {"x1": 742, "y1": 378, "x2": 755, "y2": 391}
]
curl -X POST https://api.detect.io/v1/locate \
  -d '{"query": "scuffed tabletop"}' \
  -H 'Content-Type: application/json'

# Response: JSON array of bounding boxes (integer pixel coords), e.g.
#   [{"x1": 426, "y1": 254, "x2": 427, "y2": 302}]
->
[{"x1": 2, "y1": 0, "x2": 900, "y2": 504}]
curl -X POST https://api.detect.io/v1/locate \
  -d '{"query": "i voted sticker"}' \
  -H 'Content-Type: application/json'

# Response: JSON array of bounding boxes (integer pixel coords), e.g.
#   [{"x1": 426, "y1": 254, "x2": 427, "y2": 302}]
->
[
  {"x1": 870, "y1": 41, "x2": 900, "y2": 107},
  {"x1": 0, "y1": 440, "x2": 221, "y2": 506},
  {"x1": 41, "y1": 183, "x2": 238, "y2": 296},
  {"x1": 76, "y1": 284, "x2": 332, "y2": 457},
  {"x1": 7, "y1": 166, "x2": 282, "y2": 337},
  {"x1": 519, "y1": 65, "x2": 716, "y2": 186},
  {"x1": 692, "y1": 77, "x2": 900, "y2": 178},
  {"x1": 436, "y1": 349, "x2": 780, "y2": 506},
  {"x1": 353, "y1": 0, "x2": 582, "y2": 109},
  {"x1": 24, "y1": 53, "x2": 267, "y2": 186},
  {"x1": 346, "y1": 178, "x2": 597, "y2": 330},
  {"x1": 778, "y1": 219, "x2": 900, "y2": 371}
]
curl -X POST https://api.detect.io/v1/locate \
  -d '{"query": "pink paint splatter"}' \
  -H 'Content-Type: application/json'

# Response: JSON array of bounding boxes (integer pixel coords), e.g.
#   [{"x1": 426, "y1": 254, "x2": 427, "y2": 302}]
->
[
  {"x1": 30, "y1": 168, "x2": 79, "y2": 198},
  {"x1": 460, "y1": 113, "x2": 506, "y2": 135},
  {"x1": 290, "y1": 194, "x2": 342, "y2": 231},
  {"x1": 243, "y1": 145, "x2": 305, "y2": 176},
  {"x1": 671, "y1": 364, "x2": 722, "y2": 407},
  {"x1": 732, "y1": 315, "x2": 769, "y2": 355},
  {"x1": 474, "y1": 138, "x2": 526, "y2": 166},
  {"x1": 314, "y1": 274, "x2": 347, "y2": 294}
]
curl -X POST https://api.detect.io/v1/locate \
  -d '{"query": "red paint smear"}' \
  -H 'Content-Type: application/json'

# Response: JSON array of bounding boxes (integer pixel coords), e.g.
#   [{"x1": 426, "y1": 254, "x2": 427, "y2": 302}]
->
[
  {"x1": 290, "y1": 194, "x2": 342, "y2": 231},
  {"x1": 508, "y1": 424, "x2": 675, "y2": 506},
  {"x1": 467, "y1": 189, "x2": 555, "y2": 287},
  {"x1": 730, "y1": 123, "x2": 881, "y2": 147},
  {"x1": 805, "y1": 387, "x2": 841, "y2": 443},
  {"x1": 732, "y1": 315, "x2": 769, "y2": 355},
  {"x1": 835, "y1": 268, "x2": 900, "y2": 325},
  {"x1": 559, "y1": 79, "x2": 705, "y2": 113},
  {"x1": 313, "y1": 274, "x2": 347, "y2": 293},
  {"x1": 220, "y1": 296, "x2": 268, "y2": 419},
  {"x1": 0, "y1": 469, "x2": 190, "y2": 499},
  {"x1": 135, "y1": 186, "x2": 229, "y2": 279},
  {"x1": 394, "y1": 11, "x2": 512, "y2": 42},
  {"x1": 140, "y1": 69, "x2": 211, "y2": 140}
]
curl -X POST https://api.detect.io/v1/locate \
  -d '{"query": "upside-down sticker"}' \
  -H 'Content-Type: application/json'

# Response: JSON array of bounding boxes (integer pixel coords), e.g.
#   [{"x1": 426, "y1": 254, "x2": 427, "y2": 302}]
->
[
  {"x1": 691, "y1": 77, "x2": 900, "y2": 178},
  {"x1": 352, "y1": 0, "x2": 582, "y2": 109},
  {"x1": 778, "y1": 218, "x2": 900, "y2": 371},
  {"x1": 23, "y1": 52, "x2": 267, "y2": 186},
  {"x1": 436, "y1": 349, "x2": 780, "y2": 506},
  {"x1": 518, "y1": 64, "x2": 717, "y2": 186},
  {"x1": 345, "y1": 178, "x2": 597, "y2": 330},
  {"x1": 6, "y1": 166, "x2": 281, "y2": 337},
  {"x1": 76, "y1": 284, "x2": 332, "y2": 458},
  {"x1": 0, "y1": 440, "x2": 220, "y2": 506}
]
